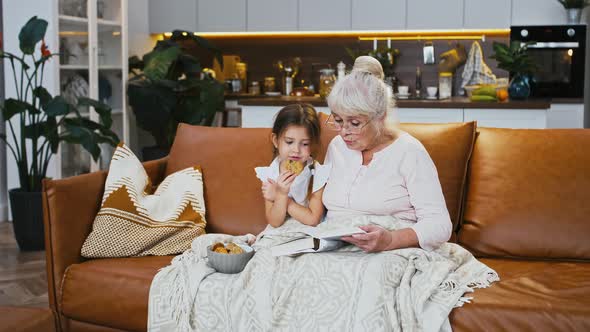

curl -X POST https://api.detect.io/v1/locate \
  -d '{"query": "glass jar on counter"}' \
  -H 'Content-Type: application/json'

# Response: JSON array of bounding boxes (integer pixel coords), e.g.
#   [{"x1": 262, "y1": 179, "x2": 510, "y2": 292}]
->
[
  {"x1": 248, "y1": 81, "x2": 260, "y2": 95},
  {"x1": 263, "y1": 77, "x2": 276, "y2": 93},
  {"x1": 319, "y1": 69, "x2": 336, "y2": 98},
  {"x1": 438, "y1": 72, "x2": 453, "y2": 99}
]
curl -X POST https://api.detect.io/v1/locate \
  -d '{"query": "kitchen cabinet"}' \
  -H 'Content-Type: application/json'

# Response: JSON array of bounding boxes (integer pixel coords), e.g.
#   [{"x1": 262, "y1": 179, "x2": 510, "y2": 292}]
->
[
  {"x1": 546, "y1": 104, "x2": 585, "y2": 129},
  {"x1": 407, "y1": 0, "x2": 464, "y2": 29},
  {"x1": 464, "y1": 0, "x2": 511, "y2": 29},
  {"x1": 298, "y1": 0, "x2": 351, "y2": 31},
  {"x1": 351, "y1": 0, "x2": 406, "y2": 30},
  {"x1": 247, "y1": 0, "x2": 297, "y2": 31},
  {"x1": 148, "y1": 0, "x2": 197, "y2": 33},
  {"x1": 396, "y1": 108, "x2": 464, "y2": 124},
  {"x1": 511, "y1": 0, "x2": 569, "y2": 25},
  {"x1": 464, "y1": 109, "x2": 547, "y2": 129},
  {"x1": 197, "y1": 0, "x2": 246, "y2": 32}
]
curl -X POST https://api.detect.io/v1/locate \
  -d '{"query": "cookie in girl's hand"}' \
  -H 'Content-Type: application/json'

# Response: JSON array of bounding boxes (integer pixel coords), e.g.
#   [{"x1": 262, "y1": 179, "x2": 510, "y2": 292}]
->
[{"x1": 282, "y1": 160, "x2": 305, "y2": 175}]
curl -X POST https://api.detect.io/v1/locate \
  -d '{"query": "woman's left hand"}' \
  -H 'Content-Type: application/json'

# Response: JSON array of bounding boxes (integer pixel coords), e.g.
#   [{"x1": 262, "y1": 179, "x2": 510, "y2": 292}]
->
[{"x1": 341, "y1": 225, "x2": 394, "y2": 253}]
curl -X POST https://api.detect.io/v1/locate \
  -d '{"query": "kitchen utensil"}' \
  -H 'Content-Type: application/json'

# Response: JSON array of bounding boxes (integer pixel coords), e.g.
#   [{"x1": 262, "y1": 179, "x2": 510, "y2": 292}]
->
[{"x1": 398, "y1": 85, "x2": 409, "y2": 95}]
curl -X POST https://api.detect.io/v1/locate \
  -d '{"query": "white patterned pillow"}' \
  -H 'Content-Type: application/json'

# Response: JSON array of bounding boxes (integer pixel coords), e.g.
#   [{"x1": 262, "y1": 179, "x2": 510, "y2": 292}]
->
[{"x1": 81, "y1": 143, "x2": 206, "y2": 258}]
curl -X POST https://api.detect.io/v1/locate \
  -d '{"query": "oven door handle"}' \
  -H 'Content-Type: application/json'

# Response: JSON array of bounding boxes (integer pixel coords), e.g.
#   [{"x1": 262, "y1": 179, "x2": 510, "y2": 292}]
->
[{"x1": 523, "y1": 42, "x2": 580, "y2": 48}]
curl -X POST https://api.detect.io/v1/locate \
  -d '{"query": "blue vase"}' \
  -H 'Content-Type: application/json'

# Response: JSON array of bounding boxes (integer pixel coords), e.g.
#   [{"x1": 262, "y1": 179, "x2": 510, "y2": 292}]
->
[{"x1": 508, "y1": 74, "x2": 531, "y2": 100}]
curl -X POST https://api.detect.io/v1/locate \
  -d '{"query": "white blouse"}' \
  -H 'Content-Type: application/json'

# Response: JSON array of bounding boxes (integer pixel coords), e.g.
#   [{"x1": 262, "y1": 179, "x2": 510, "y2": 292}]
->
[{"x1": 322, "y1": 133, "x2": 452, "y2": 251}]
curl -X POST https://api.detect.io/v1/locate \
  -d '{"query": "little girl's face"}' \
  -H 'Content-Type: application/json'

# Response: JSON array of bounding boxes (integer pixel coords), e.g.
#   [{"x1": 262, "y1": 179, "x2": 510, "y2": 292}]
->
[{"x1": 272, "y1": 125, "x2": 313, "y2": 163}]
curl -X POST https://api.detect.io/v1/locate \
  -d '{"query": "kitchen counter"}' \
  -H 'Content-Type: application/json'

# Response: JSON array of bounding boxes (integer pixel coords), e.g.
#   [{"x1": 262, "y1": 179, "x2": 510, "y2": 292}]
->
[{"x1": 236, "y1": 96, "x2": 575, "y2": 109}]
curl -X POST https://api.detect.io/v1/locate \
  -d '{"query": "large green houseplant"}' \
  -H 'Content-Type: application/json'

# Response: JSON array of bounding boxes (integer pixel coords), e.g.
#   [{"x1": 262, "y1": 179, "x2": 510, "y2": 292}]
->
[
  {"x1": 490, "y1": 41, "x2": 537, "y2": 100},
  {"x1": 127, "y1": 30, "x2": 225, "y2": 160},
  {"x1": 0, "y1": 17, "x2": 118, "y2": 250}
]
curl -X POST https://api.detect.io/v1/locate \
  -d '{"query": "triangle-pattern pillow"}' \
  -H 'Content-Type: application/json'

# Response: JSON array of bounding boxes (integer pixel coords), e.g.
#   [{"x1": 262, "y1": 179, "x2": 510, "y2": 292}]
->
[{"x1": 81, "y1": 143, "x2": 206, "y2": 258}]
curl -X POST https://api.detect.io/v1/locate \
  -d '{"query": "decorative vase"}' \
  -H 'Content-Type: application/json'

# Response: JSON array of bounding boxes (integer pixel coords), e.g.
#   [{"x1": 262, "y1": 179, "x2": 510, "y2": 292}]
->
[
  {"x1": 508, "y1": 74, "x2": 531, "y2": 100},
  {"x1": 567, "y1": 8, "x2": 582, "y2": 24},
  {"x1": 9, "y1": 189, "x2": 44, "y2": 251}
]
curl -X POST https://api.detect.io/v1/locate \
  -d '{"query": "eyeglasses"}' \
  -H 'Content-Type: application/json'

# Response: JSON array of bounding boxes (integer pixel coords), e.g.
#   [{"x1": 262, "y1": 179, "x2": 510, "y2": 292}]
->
[{"x1": 325, "y1": 113, "x2": 372, "y2": 134}]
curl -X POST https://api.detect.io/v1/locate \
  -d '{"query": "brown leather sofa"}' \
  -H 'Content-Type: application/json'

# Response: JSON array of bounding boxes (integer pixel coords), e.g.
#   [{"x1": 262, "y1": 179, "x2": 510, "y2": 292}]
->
[{"x1": 42, "y1": 118, "x2": 590, "y2": 332}]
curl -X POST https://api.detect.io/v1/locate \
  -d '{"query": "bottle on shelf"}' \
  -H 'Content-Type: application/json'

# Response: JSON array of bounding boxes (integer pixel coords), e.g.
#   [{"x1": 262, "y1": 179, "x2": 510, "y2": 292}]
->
[
  {"x1": 415, "y1": 66, "x2": 422, "y2": 98},
  {"x1": 337, "y1": 61, "x2": 346, "y2": 80}
]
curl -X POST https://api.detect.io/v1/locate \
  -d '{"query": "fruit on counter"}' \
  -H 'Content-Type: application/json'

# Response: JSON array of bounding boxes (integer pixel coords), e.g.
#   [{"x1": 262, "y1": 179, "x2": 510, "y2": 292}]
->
[
  {"x1": 472, "y1": 86, "x2": 497, "y2": 97},
  {"x1": 470, "y1": 95, "x2": 497, "y2": 102},
  {"x1": 496, "y1": 89, "x2": 509, "y2": 102}
]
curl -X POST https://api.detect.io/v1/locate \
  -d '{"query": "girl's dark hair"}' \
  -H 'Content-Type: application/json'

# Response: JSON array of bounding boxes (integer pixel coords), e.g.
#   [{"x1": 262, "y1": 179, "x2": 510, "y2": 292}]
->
[{"x1": 272, "y1": 103, "x2": 321, "y2": 156}]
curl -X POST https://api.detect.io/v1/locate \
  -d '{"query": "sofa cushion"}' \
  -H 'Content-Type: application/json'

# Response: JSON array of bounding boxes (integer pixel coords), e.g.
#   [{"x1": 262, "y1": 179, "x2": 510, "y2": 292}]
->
[
  {"x1": 81, "y1": 144, "x2": 206, "y2": 258},
  {"x1": 450, "y1": 258, "x2": 590, "y2": 331},
  {"x1": 320, "y1": 118, "x2": 476, "y2": 231},
  {"x1": 166, "y1": 125, "x2": 272, "y2": 235},
  {"x1": 61, "y1": 256, "x2": 173, "y2": 332},
  {"x1": 459, "y1": 128, "x2": 590, "y2": 260}
]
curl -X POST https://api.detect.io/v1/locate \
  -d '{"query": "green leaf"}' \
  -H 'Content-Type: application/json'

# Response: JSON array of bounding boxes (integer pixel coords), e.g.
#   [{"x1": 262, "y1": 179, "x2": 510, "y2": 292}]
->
[
  {"x1": 143, "y1": 46, "x2": 180, "y2": 81},
  {"x1": 19, "y1": 16, "x2": 48, "y2": 55},
  {"x1": 77, "y1": 97, "x2": 113, "y2": 128},
  {"x1": 44, "y1": 96, "x2": 71, "y2": 116},
  {"x1": 177, "y1": 54, "x2": 202, "y2": 77},
  {"x1": 33, "y1": 86, "x2": 53, "y2": 109},
  {"x1": 1, "y1": 98, "x2": 38, "y2": 120},
  {"x1": 63, "y1": 119, "x2": 101, "y2": 161},
  {"x1": 128, "y1": 55, "x2": 144, "y2": 72}
]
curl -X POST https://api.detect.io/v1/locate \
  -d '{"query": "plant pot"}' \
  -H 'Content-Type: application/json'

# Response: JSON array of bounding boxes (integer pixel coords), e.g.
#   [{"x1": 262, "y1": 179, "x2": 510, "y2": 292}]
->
[
  {"x1": 8, "y1": 189, "x2": 45, "y2": 251},
  {"x1": 508, "y1": 74, "x2": 531, "y2": 100},
  {"x1": 141, "y1": 146, "x2": 169, "y2": 161},
  {"x1": 567, "y1": 8, "x2": 582, "y2": 24}
]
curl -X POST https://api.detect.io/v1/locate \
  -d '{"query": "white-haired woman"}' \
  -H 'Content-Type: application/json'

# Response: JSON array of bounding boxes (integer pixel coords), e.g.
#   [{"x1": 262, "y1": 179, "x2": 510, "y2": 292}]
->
[{"x1": 324, "y1": 56, "x2": 452, "y2": 252}]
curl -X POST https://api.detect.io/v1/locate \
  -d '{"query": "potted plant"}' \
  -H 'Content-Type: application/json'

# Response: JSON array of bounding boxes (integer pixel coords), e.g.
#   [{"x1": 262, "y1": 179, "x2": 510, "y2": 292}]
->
[
  {"x1": 490, "y1": 41, "x2": 537, "y2": 100},
  {"x1": 346, "y1": 46, "x2": 401, "y2": 91},
  {"x1": 0, "y1": 17, "x2": 118, "y2": 250},
  {"x1": 127, "y1": 30, "x2": 225, "y2": 161},
  {"x1": 557, "y1": 0, "x2": 590, "y2": 24}
]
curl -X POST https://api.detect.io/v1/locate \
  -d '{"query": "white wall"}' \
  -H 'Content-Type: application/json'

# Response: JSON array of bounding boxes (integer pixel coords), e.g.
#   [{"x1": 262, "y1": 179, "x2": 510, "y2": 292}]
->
[{"x1": 2, "y1": 0, "x2": 59, "y2": 220}]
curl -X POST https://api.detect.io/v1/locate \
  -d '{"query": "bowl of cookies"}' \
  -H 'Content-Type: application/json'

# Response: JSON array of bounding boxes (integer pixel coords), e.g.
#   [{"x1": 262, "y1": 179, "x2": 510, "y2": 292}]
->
[{"x1": 207, "y1": 242, "x2": 255, "y2": 274}]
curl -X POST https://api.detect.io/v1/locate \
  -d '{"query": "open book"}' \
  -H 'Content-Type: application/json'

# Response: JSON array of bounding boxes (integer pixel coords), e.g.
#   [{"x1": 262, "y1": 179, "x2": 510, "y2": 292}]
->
[{"x1": 270, "y1": 226, "x2": 366, "y2": 257}]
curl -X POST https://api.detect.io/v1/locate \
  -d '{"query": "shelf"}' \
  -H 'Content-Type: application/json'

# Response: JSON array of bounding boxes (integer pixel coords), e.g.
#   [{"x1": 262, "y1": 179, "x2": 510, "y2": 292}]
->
[
  {"x1": 98, "y1": 65, "x2": 123, "y2": 71},
  {"x1": 98, "y1": 18, "x2": 121, "y2": 27},
  {"x1": 61, "y1": 64, "x2": 89, "y2": 70},
  {"x1": 59, "y1": 15, "x2": 88, "y2": 25}
]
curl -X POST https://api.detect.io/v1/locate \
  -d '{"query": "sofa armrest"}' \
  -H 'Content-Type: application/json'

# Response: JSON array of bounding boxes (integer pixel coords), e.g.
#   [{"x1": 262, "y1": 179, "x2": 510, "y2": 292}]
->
[{"x1": 42, "y1": 157, "x2": 168, "y2": 316}]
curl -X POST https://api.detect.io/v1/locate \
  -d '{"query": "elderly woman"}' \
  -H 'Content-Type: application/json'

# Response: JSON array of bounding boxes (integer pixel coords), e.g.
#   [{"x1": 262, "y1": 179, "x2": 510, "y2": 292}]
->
[{"x1": 324, "y1": 56, "x2": 452, "y2": 252}]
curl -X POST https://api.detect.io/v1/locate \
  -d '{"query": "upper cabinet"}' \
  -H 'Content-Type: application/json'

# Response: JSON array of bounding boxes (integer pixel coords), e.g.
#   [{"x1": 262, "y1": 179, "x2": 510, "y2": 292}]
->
[
  {"x1": 351, "y1": 0, "x2": 406, "y2": 30},
  {"x1": 149, "y1": 0, "x2": 197, "y2": 33},
  {"x1": 247, "y1": 0, "x2": 297, "y2": 31},
  {"x1": 464, "y1": 0, "x2": 511, "y2": 29},
  {"x1": 299, "y1": 0, "x2": 351, "y2": 31},
  {"x1": 197, "y1": 0, "x2": 246, "y2": 32},
  {"x1": 407, "y1": 0, "x2": 464, "y2": 29},
  {"x1": 511, "y1": 0, "x2": 568, "y2": 25}
]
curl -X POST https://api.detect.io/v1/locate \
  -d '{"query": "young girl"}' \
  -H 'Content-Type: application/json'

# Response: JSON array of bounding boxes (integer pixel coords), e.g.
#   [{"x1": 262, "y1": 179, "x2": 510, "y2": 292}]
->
[{"x1": 255, "y1": 104, "x2": 330, "y2": 228}]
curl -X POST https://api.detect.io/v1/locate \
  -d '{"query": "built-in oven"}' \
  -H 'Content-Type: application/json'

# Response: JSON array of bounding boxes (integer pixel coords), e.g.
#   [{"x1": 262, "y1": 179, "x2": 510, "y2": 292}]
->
[{"x1": 510, "y1": 25, "x2": 586, "y2": 98}]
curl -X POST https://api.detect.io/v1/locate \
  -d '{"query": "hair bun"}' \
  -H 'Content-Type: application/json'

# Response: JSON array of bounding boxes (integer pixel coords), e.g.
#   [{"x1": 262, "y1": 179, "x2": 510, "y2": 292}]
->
[{"x1": 352, "y1": 56, "x2": 384, "y2": 80}]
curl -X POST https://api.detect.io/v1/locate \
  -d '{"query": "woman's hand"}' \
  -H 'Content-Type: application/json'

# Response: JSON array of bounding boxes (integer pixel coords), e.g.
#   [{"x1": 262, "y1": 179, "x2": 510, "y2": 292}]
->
[{"x1": 341, "y1": 225, "x2": 394, "y2": 253}]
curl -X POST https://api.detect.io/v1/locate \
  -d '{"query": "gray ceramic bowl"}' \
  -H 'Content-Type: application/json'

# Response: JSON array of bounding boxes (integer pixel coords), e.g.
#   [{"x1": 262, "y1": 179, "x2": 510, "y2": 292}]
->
[{"x1": 207, "y1": 244, "x2": 255, "y2": 274}]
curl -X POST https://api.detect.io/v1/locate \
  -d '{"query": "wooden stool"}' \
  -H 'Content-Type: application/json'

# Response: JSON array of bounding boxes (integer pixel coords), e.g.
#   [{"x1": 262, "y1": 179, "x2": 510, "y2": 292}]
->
[{"x1": 0, "y1": 306, "x2": 55, "y2": 332}]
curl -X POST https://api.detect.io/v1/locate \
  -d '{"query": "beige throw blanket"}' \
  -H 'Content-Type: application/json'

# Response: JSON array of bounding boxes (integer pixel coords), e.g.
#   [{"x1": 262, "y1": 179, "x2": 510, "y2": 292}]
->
[{"x1": 148, "y1": 215, "x2": 498, "y2": 332}]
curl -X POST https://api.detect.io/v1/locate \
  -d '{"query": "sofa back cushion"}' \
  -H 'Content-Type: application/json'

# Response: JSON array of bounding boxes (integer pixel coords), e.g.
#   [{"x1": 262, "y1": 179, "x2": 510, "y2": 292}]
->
[
  {"x1": 320, "y1": 118, "x2": 476, "y2": 232},
  {"x1": 166, "y1": 125, "x2": 272, "y2": 235},
  {"x1": 459, "y1": 128, "x2": 590, "y2": 260}
]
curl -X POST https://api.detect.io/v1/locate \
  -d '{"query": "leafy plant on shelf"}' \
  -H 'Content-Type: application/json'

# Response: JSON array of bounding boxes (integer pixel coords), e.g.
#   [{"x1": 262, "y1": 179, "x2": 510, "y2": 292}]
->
[
  {"x1": 490, "y1": 41, "x2": 537, "y2": 76},
  {"x1": 127, "y1": 30, "x2": 225, "y2": 151},
  {"x1": 557, "y1": 0, "x2": 590, "y2": 9},
  {"x1": 0, "y1": 16, "x2": 118, "y2": 192},
  {"x1": 346, "y1": 47, "x2": 401, "y2": 77}
]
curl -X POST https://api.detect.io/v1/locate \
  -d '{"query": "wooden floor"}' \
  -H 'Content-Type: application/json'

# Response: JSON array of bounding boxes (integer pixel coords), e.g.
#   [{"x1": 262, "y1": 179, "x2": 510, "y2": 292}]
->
[{"x1": 0, "y1": 222, "x2": 48, "y2": 307}]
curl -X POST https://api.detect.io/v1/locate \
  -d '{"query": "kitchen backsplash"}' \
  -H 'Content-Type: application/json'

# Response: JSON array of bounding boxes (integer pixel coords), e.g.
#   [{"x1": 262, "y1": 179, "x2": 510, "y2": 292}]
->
[{"x1": 202, "y1": 36, "x2": 510, "y2": 96}]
